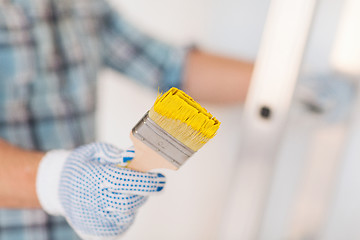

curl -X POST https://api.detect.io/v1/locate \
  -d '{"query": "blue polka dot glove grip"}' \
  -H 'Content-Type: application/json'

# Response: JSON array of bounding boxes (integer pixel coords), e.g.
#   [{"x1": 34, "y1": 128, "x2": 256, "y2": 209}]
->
[{"x1": 36, "y1": 142, "x2": 166, "y2": 240}]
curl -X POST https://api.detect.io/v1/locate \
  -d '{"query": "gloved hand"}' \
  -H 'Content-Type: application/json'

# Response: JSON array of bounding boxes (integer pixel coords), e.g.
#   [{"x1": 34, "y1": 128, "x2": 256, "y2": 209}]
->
[
  {"x1": 296, "y1": 73, "x2": 356, "y2": 122},
  {"x1": 36, "y1": 142, "x2": 166, "y2": 240}
]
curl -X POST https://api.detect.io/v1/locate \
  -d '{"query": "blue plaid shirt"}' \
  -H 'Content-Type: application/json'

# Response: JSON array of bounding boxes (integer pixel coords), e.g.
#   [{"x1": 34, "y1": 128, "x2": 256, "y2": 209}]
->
[{"x1": 0, "y1": 0, "x2": 187, "y2": 239}]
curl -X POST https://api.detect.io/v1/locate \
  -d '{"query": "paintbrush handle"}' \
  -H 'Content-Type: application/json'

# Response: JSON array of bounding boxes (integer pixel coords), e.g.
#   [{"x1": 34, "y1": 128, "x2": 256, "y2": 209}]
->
[{"x1": 126, "y1": 133, "x2": 178, "y2": 172}]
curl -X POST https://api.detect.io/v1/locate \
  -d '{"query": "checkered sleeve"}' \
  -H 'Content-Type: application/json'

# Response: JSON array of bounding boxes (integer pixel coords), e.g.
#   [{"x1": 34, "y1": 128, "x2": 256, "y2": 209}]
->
[{"x1": 99, "y1": 3, "x2": 189, "y2": 91}]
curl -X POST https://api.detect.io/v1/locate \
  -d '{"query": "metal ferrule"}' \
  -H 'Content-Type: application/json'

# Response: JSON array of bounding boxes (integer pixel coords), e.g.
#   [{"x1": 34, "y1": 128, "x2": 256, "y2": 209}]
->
[{"x1": 132, "y1": 112, "x2": 195, "y2": 168}]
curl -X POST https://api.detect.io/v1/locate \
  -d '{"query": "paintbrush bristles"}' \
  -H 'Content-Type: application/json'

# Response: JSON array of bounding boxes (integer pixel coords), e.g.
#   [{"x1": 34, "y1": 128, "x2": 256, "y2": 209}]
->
[{"x1": 148, "y1": 87, "x2": 220, "y2": 151}]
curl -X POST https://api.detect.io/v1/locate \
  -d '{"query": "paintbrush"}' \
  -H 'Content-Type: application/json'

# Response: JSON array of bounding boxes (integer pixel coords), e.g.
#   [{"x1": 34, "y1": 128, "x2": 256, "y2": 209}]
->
[{"x1": 126, "y1": 87, "x2": 221, "y2": 172}]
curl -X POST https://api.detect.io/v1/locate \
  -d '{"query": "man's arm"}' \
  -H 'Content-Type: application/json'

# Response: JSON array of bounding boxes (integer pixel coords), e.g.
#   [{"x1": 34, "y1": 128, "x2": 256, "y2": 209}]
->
[
  {"x1": 99, "y1": 4, "x2": 254, "y2": 101},
  {"x1": 184, "y1": 49, "x2": 254, "y2": 104},
  {"x1": 0, "y1": 139, "x2": 43, "y2": 208}
]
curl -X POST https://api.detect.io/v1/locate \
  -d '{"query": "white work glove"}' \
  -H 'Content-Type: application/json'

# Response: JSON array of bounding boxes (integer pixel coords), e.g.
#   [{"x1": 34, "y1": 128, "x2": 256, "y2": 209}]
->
[
  {"x1": 36, "y1": 142, "x2": 166, "y2": 240},
  {"x1": 296, "y1": 73, "x2": 356, "y2": 122}
]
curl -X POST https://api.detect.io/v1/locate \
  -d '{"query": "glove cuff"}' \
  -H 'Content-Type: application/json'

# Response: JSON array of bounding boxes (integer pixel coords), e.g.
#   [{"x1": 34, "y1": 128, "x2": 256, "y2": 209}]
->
[{"x1": 36, "y1": 150, "x2": 70, "y2": 215}]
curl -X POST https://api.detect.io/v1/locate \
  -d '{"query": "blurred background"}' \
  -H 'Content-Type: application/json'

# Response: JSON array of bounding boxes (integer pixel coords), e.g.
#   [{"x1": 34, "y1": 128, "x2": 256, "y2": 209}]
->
[{"x1": 96, "y1": 0, "x2": 360, "y2": 239}]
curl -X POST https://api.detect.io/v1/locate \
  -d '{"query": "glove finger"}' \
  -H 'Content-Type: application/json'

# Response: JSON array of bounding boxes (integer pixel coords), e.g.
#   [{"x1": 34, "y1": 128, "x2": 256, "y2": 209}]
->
[
  {"x1": 117, "y1": 147, "x2": 135, "y2": 167},
  {"x1": 101, "y1": 167, "x2": 166, "y2": 196},
  {"x1": 100, "y1": 193, "x2": 148, "y2": 213},
  {"x1": 92, "y1": 143, "x2": 132, "y2": 166},
  {"x1": 100, "y1": 211, "x2": 136, "y2": 235},
  {"x1": 73, "y1": 214, "x2": 130, "y2": 240}
]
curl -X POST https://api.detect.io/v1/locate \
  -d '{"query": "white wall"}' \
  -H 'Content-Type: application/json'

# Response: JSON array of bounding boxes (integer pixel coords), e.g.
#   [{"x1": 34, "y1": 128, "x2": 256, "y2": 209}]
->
[{"x1": 96, "y1": 0, "x2": 349, "y2": 239}]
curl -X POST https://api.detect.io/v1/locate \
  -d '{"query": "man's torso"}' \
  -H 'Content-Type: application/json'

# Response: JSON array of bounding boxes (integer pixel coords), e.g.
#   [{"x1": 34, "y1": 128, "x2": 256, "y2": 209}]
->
[{"x1": 0, "y1": 1, "x2": 106, "y2": 239}]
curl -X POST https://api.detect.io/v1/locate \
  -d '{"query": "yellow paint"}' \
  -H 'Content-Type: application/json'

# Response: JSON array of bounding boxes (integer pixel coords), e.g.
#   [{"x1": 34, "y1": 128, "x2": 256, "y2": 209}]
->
[{"x1": 149, "y1": 87, "x2": 221, "y2": 151}]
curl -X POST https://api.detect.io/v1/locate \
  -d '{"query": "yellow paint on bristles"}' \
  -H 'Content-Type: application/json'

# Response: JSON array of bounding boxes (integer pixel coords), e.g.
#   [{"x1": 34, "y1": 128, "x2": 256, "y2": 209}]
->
[{"x1": 148, "y1": 87, "x2": 221, "y2": 151}]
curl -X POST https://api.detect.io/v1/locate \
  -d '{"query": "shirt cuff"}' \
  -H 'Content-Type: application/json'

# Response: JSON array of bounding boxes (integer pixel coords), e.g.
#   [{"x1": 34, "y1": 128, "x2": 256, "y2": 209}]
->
[
  {"x1": 36, "y1": 150, "x2": 70, "y2": 216},
  {"x1": 160, "y1": 45, "x2": 194, "y2": 92}
]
